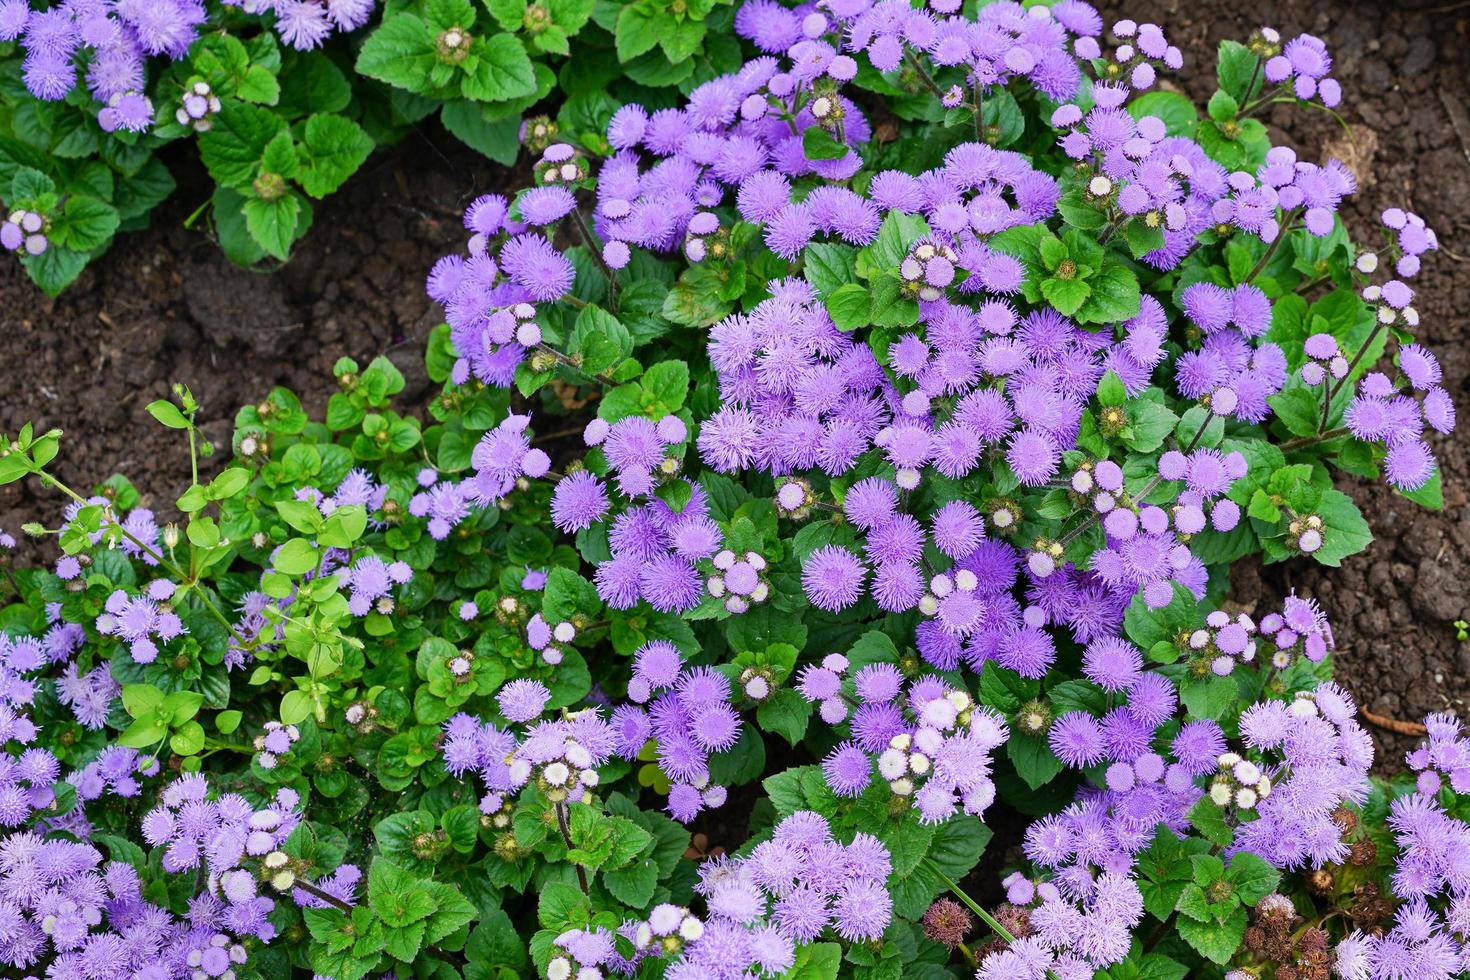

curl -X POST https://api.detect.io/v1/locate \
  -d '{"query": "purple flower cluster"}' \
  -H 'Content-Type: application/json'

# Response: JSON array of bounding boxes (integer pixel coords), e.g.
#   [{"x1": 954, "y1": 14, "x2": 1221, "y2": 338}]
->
[
  {"x1": 1229, "y1": 685, "x2": 1373, "y2": 869},
  {"x1": 1215, "y1": 147, "x2": 1356, "y2": 242},
  {"x1": 699, "y1": 279, "x2": 890, "y2": 477},
  {"x1": 252, "y1": 720, "x2": 301, "y2": 770},
  {"x1": 0, "y1": 835, "x2": 222, "y2": 974},
  {"x1": 1, "y1": 208, "x2": 48, "y2": 257},
  {"x1": 0, "y1": 0, "x2": 203, "y2": 129},
  {"x1": 592, "y1": 481, "x2": 722, "y2": 614},
  {"x1": 526, "y1": 611, "x2": 576, "y2": 666},
  {"x1": 442, "y1": 707, "x2": 615, "y2": 814},
  {"x1": 218, "y1": 0, "x2": 375, "y2": 50},
  {"x1": 409, "y1": 468, "x2": 476, "y2": 540},
  {"x1": 468, "y1": 413, "x2": 551, "y2": 505},
  {"x1": 341, "y1": 554, "x2": 412, "y2": 616},
  {"x1": 1331, "y1": 783, "x2": 1470, "y2": 979},
  {"x1": 95, "y1": 582, "x2": 186, "y2": 664},
  {"x1": 614, "y1": 643, "x2": 739, "y2": 823},
  {"x1": 800, "y1": 663, "x2": 1006, "y2": 823},
  {"x1": 1408, "y1": 713, "x2": 1470, "y2": 797},
  {"x1": 56, "y1": 663, "x2": 121, "y2": 730},
  {"x1": 1051, "y1": 92, "x2": 1227, "y2": 269},
  {"x1": 665, "y1": 810, "x2": 891, "y2": 979},
  {"x1": 584, "y1": 414, "x2": 688, "y2": 499},
  {"x1": 1257, "y1": 592, "x2": 1334, "y2": 667},
  {"x1": 979, "y1": 871, "x2": 1144, "y2": 976},
  {"x1": 1345, "y1": 344, "x2": 1453, "y2": 492},
  {"x1": 1262, "y1": 31, "x2": 1342, "y2": 108},
  {"x1": 1174, "y1": 282, "x2": 1286, "y2": 423},
  {"x1": 141, "y1": 775, "x2": 300, "y2": 882}
]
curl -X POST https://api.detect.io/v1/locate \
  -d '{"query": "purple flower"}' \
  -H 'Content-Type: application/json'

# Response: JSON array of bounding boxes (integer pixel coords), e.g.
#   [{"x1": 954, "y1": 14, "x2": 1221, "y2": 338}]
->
[
  {"x1": 551, "y1": 470, "x2": 609, "y2": 532},
  {"x1": 497, "y1": 679, "x2": 550, "y2": 723},
  {"x1": 802, "y1": 546, "x2": 867, "y2": 612}
]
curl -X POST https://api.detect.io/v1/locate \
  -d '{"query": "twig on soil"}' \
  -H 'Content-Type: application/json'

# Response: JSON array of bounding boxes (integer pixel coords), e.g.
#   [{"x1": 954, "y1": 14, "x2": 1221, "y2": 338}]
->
[
  {"x1": 1359, "y1": 705, "x2": 1428, "y2": 738},
  {"x1": 1437, "y1": 90, "x2": 1470, "y2": 173}
]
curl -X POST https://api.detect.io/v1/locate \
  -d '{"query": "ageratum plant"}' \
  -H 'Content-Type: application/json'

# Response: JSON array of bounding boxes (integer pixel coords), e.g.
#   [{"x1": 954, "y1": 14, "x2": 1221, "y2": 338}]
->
[
  {"x1": 0, "y1": 3, "x2": 1464, "y2": 980},
  {"x1": 0, "y1": 0, "x2": 728, "y2": 294}
]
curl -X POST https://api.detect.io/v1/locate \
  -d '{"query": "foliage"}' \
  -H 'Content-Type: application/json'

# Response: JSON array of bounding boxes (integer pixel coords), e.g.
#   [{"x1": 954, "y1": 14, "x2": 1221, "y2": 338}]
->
[{"x1": 0, "y1": 6, "x2": 1462, "y2": 980}]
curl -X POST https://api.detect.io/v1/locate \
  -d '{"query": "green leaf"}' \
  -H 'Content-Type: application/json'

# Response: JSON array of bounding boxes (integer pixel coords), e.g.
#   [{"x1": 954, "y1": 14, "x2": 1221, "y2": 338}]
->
[
  {"x1": 1075, "y1": 259, "x2": 1141, "y2": 324},
  {"x1": 1124, "y1": 218, "x2": 1166, "y2": 259},
  {"x1": 1040, "y1": 276, "x2": 1091, "y2": 316},
  {"x1": 1096, "y1": 371, "x2": 1126, "y2": 407},
  {"x1": 568, "y1": 304, "x2": 632, "y2": 375},
  {"x1": 1129, "y1": 90, "x2": 1197, "y2": 135},
  {"x1": 802, "y1": 125, "x2": 848, "y2": 161},
  {"x1": 21, "y1": 247, "x2": 90, "y2": 298},
  {"x1": 54, "y1": 195, "x2": 120, "y2": 252},
  {"x1": 1179, "y1": 674, "x2": 1236, "y2": 721},
  {"x1": 1008, "y1": 734, "x2": 1064, "y2": 790},
  {"x1": 1188, "y1": 798, "x2": 1234, "y2": 848},
  {"x1": 440, "y1": 101, "x2": 521, "y2": 164},
  {"x1": 1310, "y1": 488, "x2": 1373, "y2": 567},
  {"x1": 784, "y1": 942, "x2": 841, "y2": 980},
  {"x1": 198, "y1": 103, "x2": 288, "y2": 188},
  {"x1": 146, "y1": 400, "x2": 190, "y2": 429},
  {"x1": 825, "y1": 282, "x2": 870, "y2": 331},
  {"x1": 170, "y1": 720, "x2": 206, "y2": 756},
  {"x1": 603, "y1": 858, "x2": 658, "y2": 908},
  {"x1": 1207, "y1": 89, "x2": 1238, "y2": 122},
  {"x1": 1216, "y1": 40, "x2": 1260, "y2": 104},
  {"x1": 1227, "y1": 851, "x2": 1281, "y2": 906},
  {"x1": 296, "y1": 115, "x2": 375, "y2": 199},
  {"x1": 355, "y1": 15, "x2": 440, "y2": 95},
  {"x1": 1267, "y1": 384, "x2": 1321, "y2": 439},
  {"x1": 614, "y1": 2, "x2": 661, "y2": 61},
  {"x1": 1177, "y1": 905, "x2": 1247, "y2": 964},
  {"x1": 121, "y1": 684, "x2": 165, "y2": 718},
  {"x1": 275, "y1": 498, "x2": 324, "y2": 534},
  {"x1": 1399, "y1": 468, "x2": 1443, "y2": 510},
  {"x1": 640, "y1": 360, "x2": 689, "y2": 414},
  {"x1": 117, "y1": 716, "x2": 167, "y2": 749},
  {"x1": 755, "y1": 689, "x2": 812, "y2": 747},
  {"x1": 281, "y1": 690, "x2": 314, "y2": 725},
  {"x1": 803, "y1": 243, "x2": 857, "y2": 294},
  {"x1": 462, "y1": 34, "x2": 537, "y2": 102},
  {"x1": 244, "y1": 193, "x2": 304, "y2": 261},
  {"x1": 215, "y1": 710, "x2": 243, "y2": 734}
]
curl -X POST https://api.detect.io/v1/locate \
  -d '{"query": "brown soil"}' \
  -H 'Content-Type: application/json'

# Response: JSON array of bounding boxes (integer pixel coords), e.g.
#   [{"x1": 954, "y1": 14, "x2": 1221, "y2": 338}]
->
[
  {"x1": 2, "y1": 0, "x2": 1467, "y2": 771},
  {"x1": 0, "y1": 134, "x2": 499, "y2": 546}
]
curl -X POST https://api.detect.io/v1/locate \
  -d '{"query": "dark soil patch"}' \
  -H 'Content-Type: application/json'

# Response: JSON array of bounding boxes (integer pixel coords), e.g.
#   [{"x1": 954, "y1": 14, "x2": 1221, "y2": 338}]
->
[
  {"x1": 2, "y1": 0, "x2": 1468, "y2": 774},
  {"x1": 0, "y1": 130, "x2": 504, "y2": 554}
]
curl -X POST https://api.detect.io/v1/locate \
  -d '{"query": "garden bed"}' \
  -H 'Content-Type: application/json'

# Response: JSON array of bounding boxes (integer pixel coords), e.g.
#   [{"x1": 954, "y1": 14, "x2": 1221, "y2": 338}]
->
[{"x1": 1, "y1": 0, "x2": 1466, "y2": 780}]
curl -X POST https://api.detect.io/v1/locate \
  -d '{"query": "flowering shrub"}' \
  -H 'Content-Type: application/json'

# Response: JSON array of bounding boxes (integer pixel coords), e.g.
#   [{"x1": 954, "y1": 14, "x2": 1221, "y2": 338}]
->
[
  {"x1": 0, "y1": 4, "x2": 1466, "y2": 980},
  {"x1": 0, "y1": 0, "x2": 726, "y2": 294}
]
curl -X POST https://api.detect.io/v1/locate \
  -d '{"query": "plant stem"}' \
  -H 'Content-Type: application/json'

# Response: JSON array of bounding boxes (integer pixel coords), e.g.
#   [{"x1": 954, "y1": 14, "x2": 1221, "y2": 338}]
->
[
  {"x1": 555, "y1": 802, "x2": 591, "y2": 893},
  {"x1": 924, "y1": 860, "x2": 1059, "y2": 980},
  {"x1": 1056, "y1": 409, "x2": 1215, "y2": 549},
  {"x1": 566, "y1": 207, "x2": 619, "y2": 312},
  {"x1": 187, "y1": 425, "x2": 199, "y2": 488},
  {"x1": 1325, "y1": 319, "x2": 1386, "y2": 405},
  {"x1": 1281, "y1": 426, "x2": 1351, "y2": 453},
  {"x1": 294, "y1": 877, "x2": 354, "y2": 915},
  {"x1": 183, "y1": 197, "x2": 211, "y2": 230},
  {"x1": 534, "y1": 344, "x2": 617, "y2": 389},
  {"x1": 904, "y1": 52, "x2": 948, "y2": 102},
  {"x1": 1242, "y1": 56, "x2": 1263, "y2": 106},
  {"x1": 1244, "y1": 211, "x2": 1299, "y2": 283},
  {"x1": 36, "y1": 471, "x2": 250, "y2": 646},
  {"x1": 972, "y1": 81, "x2": 985, "y2": 142}
]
